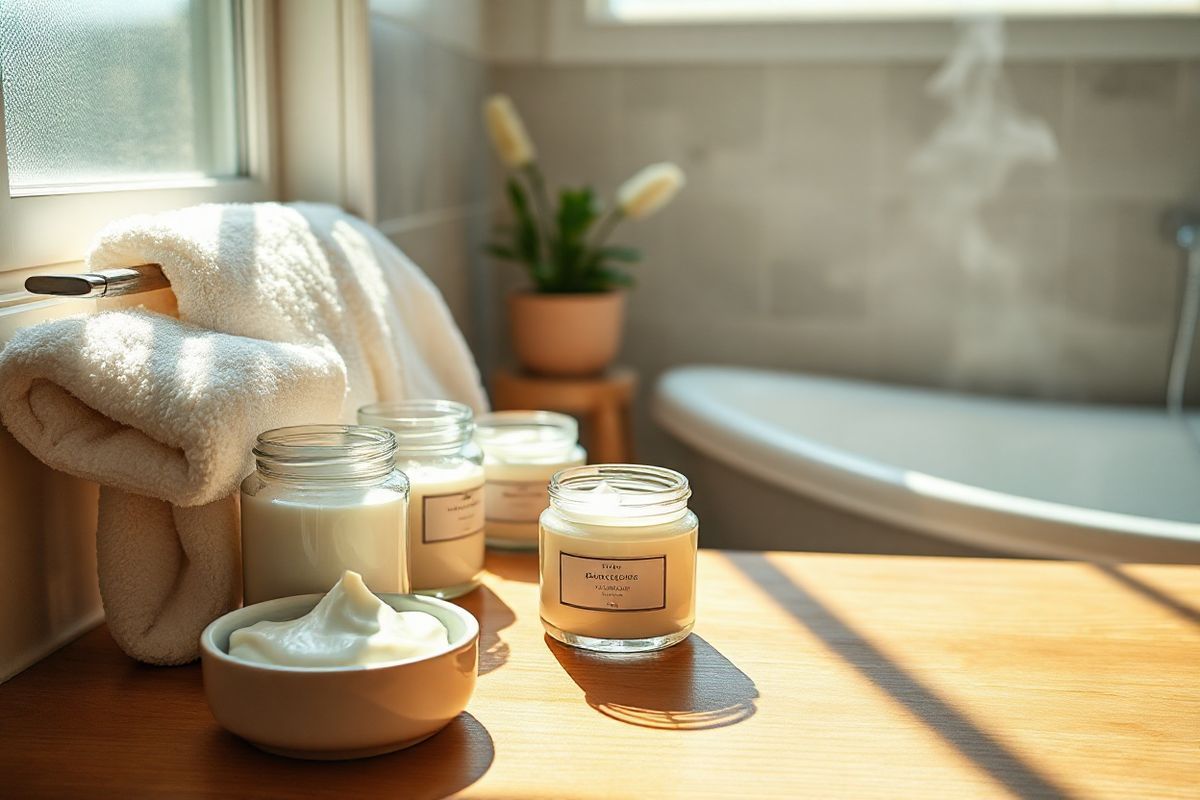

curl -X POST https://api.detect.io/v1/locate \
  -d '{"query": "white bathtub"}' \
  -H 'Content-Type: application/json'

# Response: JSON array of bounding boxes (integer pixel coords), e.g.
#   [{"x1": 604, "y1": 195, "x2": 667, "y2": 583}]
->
[{"x1": 654, "y1": 366, "x2": 1200, "y2": 563}]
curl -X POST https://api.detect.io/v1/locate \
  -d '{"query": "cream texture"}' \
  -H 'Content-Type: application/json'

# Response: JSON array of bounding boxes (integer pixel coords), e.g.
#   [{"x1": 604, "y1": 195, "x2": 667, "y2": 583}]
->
[{"x1": 229, "y1": 571, "x2": 448, "y2": 668}]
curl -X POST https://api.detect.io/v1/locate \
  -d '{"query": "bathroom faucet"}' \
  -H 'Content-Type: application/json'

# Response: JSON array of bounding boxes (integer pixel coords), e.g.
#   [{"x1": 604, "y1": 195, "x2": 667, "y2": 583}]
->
[
  {"x1": 1164, "y1": 203, "x2": 1200, "y2": 251},
  {"x1": 1163, "y1": 201, "x2": 1200, "y2": 416}
]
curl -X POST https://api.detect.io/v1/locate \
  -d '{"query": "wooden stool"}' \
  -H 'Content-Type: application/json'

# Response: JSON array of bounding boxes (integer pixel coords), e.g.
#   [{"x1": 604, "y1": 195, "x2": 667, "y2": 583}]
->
[{"x1": 491, "y1": 367, "x2": 637, "y2": 464}]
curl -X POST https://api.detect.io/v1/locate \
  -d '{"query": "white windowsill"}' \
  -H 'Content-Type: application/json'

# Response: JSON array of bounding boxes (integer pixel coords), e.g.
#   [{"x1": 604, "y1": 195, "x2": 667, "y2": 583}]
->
[{"x1": 8, "y1": 175, "x2": 256, "y2": 199}]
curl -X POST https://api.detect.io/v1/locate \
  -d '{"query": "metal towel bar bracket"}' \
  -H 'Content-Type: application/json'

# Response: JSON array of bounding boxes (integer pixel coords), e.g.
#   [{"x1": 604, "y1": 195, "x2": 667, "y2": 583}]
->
[{"x1": 24, "y1": 264, "x2": 170, "y2": 298}]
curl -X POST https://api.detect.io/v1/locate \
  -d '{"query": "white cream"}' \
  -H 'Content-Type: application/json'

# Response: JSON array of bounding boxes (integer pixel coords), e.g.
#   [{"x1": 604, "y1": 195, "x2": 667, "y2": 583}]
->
[
  {"x1": 240, "y1": 486, "x2": 408, "y2": 605},
  {"x1": 229, "y1": 570, "x2": 449, "y2": 668}
]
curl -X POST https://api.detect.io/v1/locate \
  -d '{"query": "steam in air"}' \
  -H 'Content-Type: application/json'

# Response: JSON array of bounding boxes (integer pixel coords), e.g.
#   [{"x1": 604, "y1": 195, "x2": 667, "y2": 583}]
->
[{"x1": 901, "y1": 17, "x2": 1059, "y2": 392}]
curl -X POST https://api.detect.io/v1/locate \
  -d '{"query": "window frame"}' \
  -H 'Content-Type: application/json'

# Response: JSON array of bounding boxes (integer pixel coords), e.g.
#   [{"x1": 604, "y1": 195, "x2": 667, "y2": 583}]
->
[
  {"x1": 0, "y1": 0, "x2": 278, "y2": 287},
  {"x1": 588, "y1": 0, "x2": 1200, "y2": 25},
  {"x1": 498, "y1": 0, "x2": 1200, "y2": 65}
]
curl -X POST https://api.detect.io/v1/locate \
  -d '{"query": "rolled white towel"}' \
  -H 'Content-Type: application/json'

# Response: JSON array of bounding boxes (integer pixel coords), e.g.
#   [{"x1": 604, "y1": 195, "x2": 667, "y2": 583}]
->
[{"x1": 0, "y1": 309, "x2": 346, "y2": 507}]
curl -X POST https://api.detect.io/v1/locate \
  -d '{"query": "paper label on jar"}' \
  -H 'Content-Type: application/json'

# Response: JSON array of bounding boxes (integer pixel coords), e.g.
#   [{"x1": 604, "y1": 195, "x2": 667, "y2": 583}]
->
[
  {"x1": 422, "y1": 486, "x2": 485, "y2": 543},
  {"x1": 559, "y1": 552, "x2": 667, "y2": 612},
  {"x1": 485, "y1": 480, "x2": 549, "y2": 523}
]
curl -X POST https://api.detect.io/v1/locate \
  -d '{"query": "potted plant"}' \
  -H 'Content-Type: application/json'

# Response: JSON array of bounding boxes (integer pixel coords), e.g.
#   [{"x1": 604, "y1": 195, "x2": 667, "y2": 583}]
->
[{"x1": 483, "y1": 94, "x2": 685, "y2": 377}]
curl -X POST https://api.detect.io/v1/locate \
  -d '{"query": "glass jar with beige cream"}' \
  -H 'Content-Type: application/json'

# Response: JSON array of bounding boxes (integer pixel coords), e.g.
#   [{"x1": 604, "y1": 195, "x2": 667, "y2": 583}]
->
[
  {"x1": 539, "y1": 464, "x2": 698, "y2": 653},
  {"x1": 359, "y1": 400, "x2": 486, "y2": 598},
  {"x1": 240, "y1": 425, "x2": 410, "y2": 605},
  {"x1": 475, "y1": 410, "x2": 586, "y2": 550}
]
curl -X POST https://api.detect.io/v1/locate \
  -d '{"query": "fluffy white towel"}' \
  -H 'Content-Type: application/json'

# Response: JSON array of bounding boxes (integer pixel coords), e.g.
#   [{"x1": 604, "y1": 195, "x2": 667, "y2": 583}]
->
[
  {"x1": 0, "y1": 203, "x2": 486, "y2": 665},
  {"x1": 0, "y1": 311, "x2": 346, "y2": 506},
  {"x1": 89, "y1": 202, "x2": 487, "y2": 419},
  {"x1": 97, "y1": 489, "x2": 242, "y2": 665}
]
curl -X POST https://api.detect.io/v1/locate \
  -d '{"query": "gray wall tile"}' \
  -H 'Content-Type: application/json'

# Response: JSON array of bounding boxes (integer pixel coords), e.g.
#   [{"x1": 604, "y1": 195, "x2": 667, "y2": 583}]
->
[
  {"x1": 1063, "y1": 197, "x2": 1178, "y2": 326},
  {"x1": 764, "y1": 188, "x2": 876, "y2": 321},
  {"x1": 372, "y1": 21, "x2": 429, "y2": 222},
  {"x1": 619, "y1": 66, "x2": 767, "y2": 201},
  {"x1": 370, "y1": 12, "x2": 492, "y2": 376},
  {"x1": 628, "y1": 194, "x2": 765, "y2": 318},
  {"x1": 1066, "y1": 62, "x2": 1200, "y2": 199},
  {"x1": 488, "y1": 65, "x2": 623, "y2": 193},
  {"x1": 766, "y1": 64, "x2": 887, "y2": 191},
  {"x1": 373, "y1": 18, "x2": 489, "y2": 222}
]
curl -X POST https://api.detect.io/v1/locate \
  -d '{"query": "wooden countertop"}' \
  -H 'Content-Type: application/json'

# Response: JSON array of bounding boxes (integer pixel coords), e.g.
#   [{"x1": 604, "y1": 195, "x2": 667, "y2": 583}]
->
[{"x1": 2, "y1": 551, "x2": 1198, "y2": 799}]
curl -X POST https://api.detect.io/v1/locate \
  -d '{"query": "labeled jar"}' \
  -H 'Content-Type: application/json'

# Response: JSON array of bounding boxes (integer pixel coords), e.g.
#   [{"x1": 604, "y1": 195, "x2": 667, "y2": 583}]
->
[
  {"x1": 359, "y1": 400, "x2": 485, "y2": 598},
  {"x1": 539, "y1": 464, "x2": 698, "y2": 653},
  {"x1": 475, "y1": 411, "x2": 586, "y2": 550},
  {"x1": 240, "y1": 425, "x2": 410, "y2": 605}
]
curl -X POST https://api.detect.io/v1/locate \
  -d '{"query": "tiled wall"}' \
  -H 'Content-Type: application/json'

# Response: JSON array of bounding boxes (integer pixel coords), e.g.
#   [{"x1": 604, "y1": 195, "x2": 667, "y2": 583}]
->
[
  {"x1": 370, "y1": 1, "x2": 496, "y2": 366},
  {"x1": 489, "y1": 59, "x2": 1200, "y2": 460}
]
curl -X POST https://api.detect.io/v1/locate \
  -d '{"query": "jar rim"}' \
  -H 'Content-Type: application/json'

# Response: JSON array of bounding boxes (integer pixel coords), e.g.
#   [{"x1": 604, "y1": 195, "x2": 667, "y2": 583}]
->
[
  {"x1": 476, "y1": 409, "x2": 577, "y2": 435},
  {"x1": 549, "y1": 464, "x2": 691, "y2": 519},
  {"x1": 254, "y1": 424, "x2": 396, "y2": 457},
  {"x1": 253, "y1": 424, "x2": 402, "y2": 485},
  {"x1": 358, "y1": 399, "x2": 473, "y2": 427},
  {"x1": 475, "y1": 410, "x2": 578, "y2": 461},
  {"x1": 357, "y1": 399, "x2": 475, "y2": 453}
]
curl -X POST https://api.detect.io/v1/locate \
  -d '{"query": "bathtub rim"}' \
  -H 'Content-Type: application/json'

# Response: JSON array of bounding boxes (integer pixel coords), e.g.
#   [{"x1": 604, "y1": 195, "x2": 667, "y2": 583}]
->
[{"x1": 654, "y1": 365, "x2": 1200, "y2": 564}]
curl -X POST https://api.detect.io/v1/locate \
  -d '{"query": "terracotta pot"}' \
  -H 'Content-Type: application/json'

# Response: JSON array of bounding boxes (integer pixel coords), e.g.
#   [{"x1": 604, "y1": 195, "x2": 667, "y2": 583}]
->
[{"x1": 508, "y1": 290, "x2": 626, "y2": 377}]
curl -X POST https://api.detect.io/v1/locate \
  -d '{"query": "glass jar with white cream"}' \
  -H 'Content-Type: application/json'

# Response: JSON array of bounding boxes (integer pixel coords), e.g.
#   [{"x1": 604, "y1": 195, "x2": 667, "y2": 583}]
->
[
  {"x1": 240, "y1": 425, "x2": 410, "y2": 605},
  {"x1": 359, "y1": 400, "x2": 486, "y2": 598},
  {"x1": 539, "y1": 464, "x2": 698, "y2": 653},
  {"x1": 475, "y1": 411, "x2": 586, "y2": 550}
]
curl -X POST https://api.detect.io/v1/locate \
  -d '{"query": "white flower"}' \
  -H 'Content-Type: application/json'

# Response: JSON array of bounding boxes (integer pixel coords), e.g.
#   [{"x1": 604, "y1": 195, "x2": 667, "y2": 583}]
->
[
  {"x1": 483, "y1": 94, "x2": 536, "y2": 170},
  {"x1": 616, "y1": 163, "x2": 685, "y2": 220}
]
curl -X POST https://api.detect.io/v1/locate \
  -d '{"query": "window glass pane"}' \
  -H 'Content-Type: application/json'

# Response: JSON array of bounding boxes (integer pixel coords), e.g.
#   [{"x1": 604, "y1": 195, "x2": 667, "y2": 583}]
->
[{"x1": 0, "y1": 0, "x2": 243, "y2": 192}]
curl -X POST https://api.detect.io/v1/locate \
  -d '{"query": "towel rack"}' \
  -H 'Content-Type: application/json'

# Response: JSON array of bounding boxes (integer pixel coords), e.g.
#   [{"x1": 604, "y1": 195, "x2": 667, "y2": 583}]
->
[{"x1": 24, "y1": 264, "x2": 170, "y2": 298}]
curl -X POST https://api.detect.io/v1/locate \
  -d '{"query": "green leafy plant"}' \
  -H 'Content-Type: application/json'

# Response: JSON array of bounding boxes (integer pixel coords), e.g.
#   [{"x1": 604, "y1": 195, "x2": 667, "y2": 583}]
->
[{"x1": 483, "y1": 95, "x2": 684, "y2": 294}]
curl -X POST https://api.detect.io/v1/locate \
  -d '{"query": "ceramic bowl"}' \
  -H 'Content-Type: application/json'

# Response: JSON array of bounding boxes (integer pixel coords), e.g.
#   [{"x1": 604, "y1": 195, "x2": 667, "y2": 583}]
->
[{"x1": 200, "y1": 593, "x2": 479, "y2": 760}]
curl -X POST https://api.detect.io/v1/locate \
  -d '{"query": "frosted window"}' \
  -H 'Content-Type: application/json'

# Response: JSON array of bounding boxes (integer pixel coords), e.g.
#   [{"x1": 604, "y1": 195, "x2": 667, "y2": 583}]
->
[
  {"x1": 0, "y1": 0, "x2": 242, "y2": 192},
  {"x1": 595, "y1": 0, "x2": 1200, "y2": 22}
]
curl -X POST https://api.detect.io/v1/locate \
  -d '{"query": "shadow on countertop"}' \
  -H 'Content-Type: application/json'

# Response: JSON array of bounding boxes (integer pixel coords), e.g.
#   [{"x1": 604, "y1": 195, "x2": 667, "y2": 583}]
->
[
  {"x1": 485, "y1": 551, "x2": 539, "y2": 583},
  {"x1": 454, "y1": 585, "x2": 516, "y2": 676},
  {"x1": 548, "y1": 633, "x2": 758, "y2": 730},
  {"x1": 724, "y1": 551, "x2": 1075, "y2": 800},
  {"x1": 210, "y1": 711, "x2": 494, "y2": 799},
  {"x1": 1095, "y1": 563, "x2": 1200, "y2": 627}
]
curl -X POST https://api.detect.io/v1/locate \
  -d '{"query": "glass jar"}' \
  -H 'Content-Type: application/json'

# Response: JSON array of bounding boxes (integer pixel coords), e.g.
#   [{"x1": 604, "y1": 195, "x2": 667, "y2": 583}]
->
[
  {"x1": 539, "y1": 464, "x2": 698, "y2": 653},
  {"x1": 475, "y1": 410, "x2": 586, "y2": 551},
  {"x1": 358, "y1": 400, "x2": 485, "y2": 598},
  {"x1": 240, "y1": 425, "x2": 410, "y2": 605}
]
